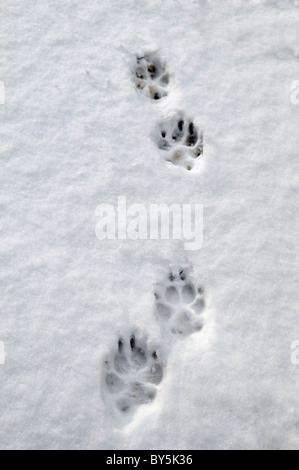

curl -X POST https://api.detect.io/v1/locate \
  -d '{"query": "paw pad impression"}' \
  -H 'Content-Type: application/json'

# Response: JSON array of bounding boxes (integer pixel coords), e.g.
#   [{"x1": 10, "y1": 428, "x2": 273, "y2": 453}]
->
[
  {"x1": 155, "y1": 268, "x2": 206, "y2": 335},
  {"x1": 155, "y1": 113, "x2": 204, "y2": 170},
  {"x1": 102, "y1": 333, "x2": 164, "y2": 420},
  {"x1": 133, "y1": 52, "x2": 170, "y2": 100}
]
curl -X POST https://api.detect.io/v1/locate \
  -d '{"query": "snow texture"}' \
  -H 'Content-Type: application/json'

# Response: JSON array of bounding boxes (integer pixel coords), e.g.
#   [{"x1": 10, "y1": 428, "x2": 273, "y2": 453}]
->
[{"x1": 0, "y1": 0, "x2": 299, "y2": 450}]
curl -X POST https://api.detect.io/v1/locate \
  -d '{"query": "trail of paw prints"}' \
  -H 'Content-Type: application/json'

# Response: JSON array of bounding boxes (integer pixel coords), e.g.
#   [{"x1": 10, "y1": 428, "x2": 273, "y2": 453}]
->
[
  {"x1": 154, "y1": 112, "x2": 204, "y2": 171},
  {"x1": 102, "y1": 332, "x2": 164, "y2": 422},
  {"x1": 155, "y1": 268, "x2": 205, "y2": 336},
  {"x1": 133, "y1": 52, "x2": 170, "y2": 100}
]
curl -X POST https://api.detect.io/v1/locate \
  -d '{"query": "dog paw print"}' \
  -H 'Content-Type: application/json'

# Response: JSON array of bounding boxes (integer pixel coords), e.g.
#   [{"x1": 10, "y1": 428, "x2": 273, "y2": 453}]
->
[
  {"x1": 155, "y1": 268, "x2": 205, "y2": 335},
  {"x1": 155, "y1": 113, "x2": 204, "y2": 170},
  {"x1": 102, "y1": 333, "x2": 164, "y2": 422},
  {"x1": 133, "y1": 52, "x2": 170, "y2": 100}
]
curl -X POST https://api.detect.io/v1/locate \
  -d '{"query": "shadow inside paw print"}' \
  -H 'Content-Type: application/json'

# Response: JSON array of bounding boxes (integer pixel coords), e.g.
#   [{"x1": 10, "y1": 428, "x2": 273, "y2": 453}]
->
[
  {"x1": 155, "y1": 268, "x2": 205, "y2": 335},
  {"x1": 102, "y1": 333, "x2": 164, "y2": 422},
  {"x1": 133, "y1": 52, "x2": 170, "y2": 100},
  {"x1": 155, "y1": 113, "x2": 204, "y2": 170}
]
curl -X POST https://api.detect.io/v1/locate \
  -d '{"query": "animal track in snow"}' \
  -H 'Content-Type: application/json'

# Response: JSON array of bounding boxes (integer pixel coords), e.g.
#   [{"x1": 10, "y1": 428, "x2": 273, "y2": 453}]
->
[
  {"x1": 155, "y1": 268, "x2": 205, "y2": 335},
  {"x1": 154, "y1": 113, "x2": 204, "y2": 170},
  {"x1": 102, "y1": 333, "x2": 164, "y2": 421},
  {"x1": 133, "y1": 52, "x2": 170, "y2": 100}
]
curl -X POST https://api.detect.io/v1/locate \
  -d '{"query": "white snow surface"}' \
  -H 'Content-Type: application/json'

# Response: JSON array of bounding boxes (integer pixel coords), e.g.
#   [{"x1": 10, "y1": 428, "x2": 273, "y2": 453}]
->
[{"x1": 0, "y1": 0, "x2": 299, "y2": 450}]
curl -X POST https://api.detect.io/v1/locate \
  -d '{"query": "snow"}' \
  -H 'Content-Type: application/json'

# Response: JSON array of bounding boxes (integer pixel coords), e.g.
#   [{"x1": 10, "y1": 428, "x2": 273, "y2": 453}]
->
[{"x1": 0, "y1": 0, "x2": 299, "y2": 450}]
